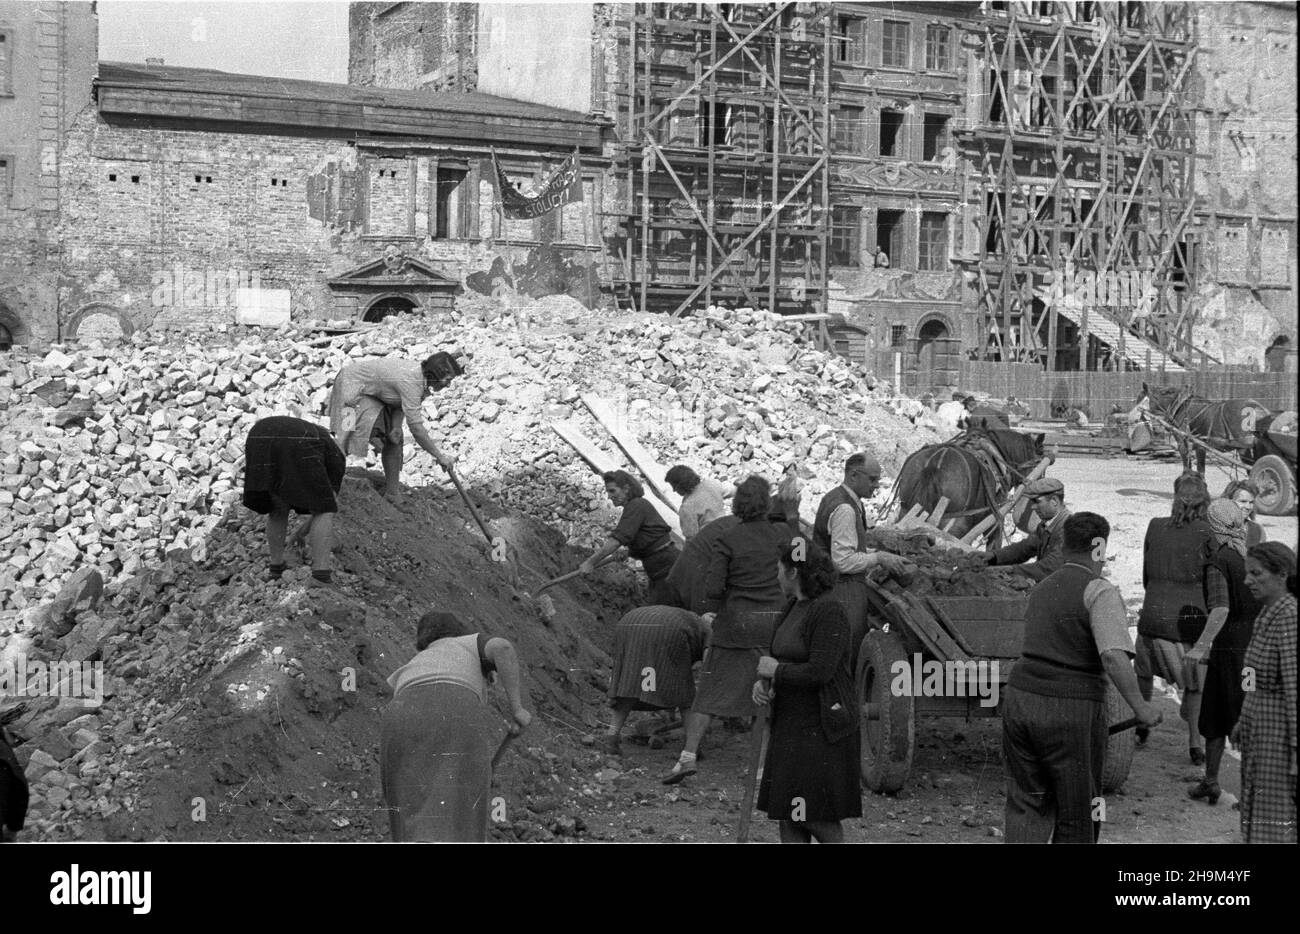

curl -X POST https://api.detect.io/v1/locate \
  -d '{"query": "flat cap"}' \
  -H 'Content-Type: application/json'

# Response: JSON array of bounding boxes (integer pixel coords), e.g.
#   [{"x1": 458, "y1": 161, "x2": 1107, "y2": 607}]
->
[{"x1": 1024, "y1": 477, "x2": 1064, "y2": 498}]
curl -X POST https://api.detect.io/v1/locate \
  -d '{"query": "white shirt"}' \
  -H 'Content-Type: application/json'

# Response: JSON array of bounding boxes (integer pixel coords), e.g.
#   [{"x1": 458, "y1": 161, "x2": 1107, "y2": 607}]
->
[
  {"x1": 828, "y1": 482, "x2": 875, "y2": 575},
  {"x1": 679, "y1": 478, "x2": 730, "y2": 540}
]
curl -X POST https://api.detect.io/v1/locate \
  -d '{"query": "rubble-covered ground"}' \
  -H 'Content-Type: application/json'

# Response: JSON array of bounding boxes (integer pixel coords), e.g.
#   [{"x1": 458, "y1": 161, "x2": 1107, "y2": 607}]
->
[{"x1": 1, "y1": 299, "x2": 944, "y2": 841}]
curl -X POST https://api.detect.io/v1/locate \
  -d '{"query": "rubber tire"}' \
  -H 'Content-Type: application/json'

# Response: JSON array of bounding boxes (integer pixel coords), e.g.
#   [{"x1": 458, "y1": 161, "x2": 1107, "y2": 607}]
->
[
  {"x1": 1250, "y1": 454, "x2": 1296, "y2": 516},
  {"x1": 857, "y1": 628, "x2": 915, "y2": 795},
  {"x1": 1101, "y1": 682, "x2": 1135, "y2": 794}
]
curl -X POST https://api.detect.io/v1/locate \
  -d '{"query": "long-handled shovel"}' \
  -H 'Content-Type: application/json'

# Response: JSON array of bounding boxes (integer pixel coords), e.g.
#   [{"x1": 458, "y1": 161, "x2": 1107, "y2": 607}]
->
[
  {"x1": 532, "y1": 554, "x2": 620, "y2": 598},
  {"x1": 737, "y1": 689, "x2": 771, "y2": 843},
  {"x1": 445, "y1": 464, "x2": 532, "y2": 586}
]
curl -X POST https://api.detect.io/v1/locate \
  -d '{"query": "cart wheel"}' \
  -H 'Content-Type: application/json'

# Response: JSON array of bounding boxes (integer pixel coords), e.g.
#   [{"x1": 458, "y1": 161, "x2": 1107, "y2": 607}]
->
[
  {"x1": 857, "y1": 629, "x2": 914, "y2": 795},
  {"x1": 1250, "y1": 454, "x2": 1296, "y2": 516},
  {"x1": 1102, "y1": 682, "x2": 1135, "y2": 794}
]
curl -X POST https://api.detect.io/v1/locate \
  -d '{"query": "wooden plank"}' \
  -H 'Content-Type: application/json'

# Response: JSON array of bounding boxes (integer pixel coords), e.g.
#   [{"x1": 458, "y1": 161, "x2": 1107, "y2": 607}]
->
[
  {"x1": 896, "y1": 592, "x2": 972, "y2": 662},
  {"x1": 927, "y1": 597, "x2": 1027, "y2": 659},
  {"x1": 582, "y1": 394, "x2": 683, "y2": 512},
  {"x1": 928, "y1": 496, "x2": 949, "y2": 528},
  {"x1": 551, "y1": 423, "x2": 684, "y2": 543}
]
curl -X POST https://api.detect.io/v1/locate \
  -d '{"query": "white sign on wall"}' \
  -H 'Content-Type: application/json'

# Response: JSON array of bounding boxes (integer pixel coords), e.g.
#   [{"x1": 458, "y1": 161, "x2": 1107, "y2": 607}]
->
[{"x1": 235, "y1": 288, "x2": 292, "y2": 327}]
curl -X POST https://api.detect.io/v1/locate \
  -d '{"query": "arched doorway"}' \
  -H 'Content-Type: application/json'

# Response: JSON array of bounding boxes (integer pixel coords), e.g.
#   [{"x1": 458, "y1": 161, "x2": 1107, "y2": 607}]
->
[
  {"x1": 0, "y1": 303, "x2": 28, "y2": 350},
  {"x1": 362, "y1": 294, "x2": 418, "y2": 323},
  {"x1": 918, "y1": 318, "x2": 950, "y2": 343}
]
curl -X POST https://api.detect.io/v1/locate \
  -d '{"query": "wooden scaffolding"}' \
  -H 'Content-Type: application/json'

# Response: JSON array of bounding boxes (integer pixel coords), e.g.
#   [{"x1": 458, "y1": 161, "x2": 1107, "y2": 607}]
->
[
  {"x1": 613, "y1": 3, "x2": 833, "y2": 317},
  {"x1": 957, "y1": 1, "x2": 1208, "y2": 371}
]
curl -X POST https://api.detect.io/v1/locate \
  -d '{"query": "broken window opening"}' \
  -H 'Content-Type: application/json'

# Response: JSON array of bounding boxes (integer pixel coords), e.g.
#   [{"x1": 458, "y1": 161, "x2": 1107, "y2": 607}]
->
[
  {"x1": 879, "y1": 109, "x2": 904, "y2": 157},
  {"x1": 435, "y1": 167, "x2": 467, "y2": 240},
  {"x1": 877, "y1": 209, "x2": 904, "y2": 268},
  {"x1": 922, "y1": 113, "x2": 949, "y2": 161}
]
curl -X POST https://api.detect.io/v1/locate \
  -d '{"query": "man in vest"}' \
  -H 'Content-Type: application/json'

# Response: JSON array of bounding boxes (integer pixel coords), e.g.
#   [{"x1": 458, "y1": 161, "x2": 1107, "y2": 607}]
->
[
  {"x1": 985, "y1": 477, "x2": 1070, "y2": 581},
  {"x1": 813, "y1": 452, "x2": 912, "y2": 665},
  {"x1": 1001, "y1": 512, "x2": 1161, "y2": 843}
]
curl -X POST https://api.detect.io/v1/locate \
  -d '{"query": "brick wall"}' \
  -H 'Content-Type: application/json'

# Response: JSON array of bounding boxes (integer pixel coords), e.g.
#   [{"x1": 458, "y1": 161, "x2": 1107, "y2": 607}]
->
[
  {"x1": 0, "y1": 0, "x2": 96, "y2": 345},
  {"x1": 55, "y1": 108, "x2": 613, "y2": 337}
]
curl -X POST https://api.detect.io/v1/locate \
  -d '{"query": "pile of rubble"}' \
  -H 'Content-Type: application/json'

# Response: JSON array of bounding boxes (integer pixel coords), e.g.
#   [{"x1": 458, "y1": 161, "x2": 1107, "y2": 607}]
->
[
  {"x1": 0, "y1": 300, "x2": 936, "y2": 612},
  {"x1": 864, "y1": 527, "x2": 1034, "y2": 598},
  {"x1": 0, "y1": 297, "x2": 944, "y2": 841}
]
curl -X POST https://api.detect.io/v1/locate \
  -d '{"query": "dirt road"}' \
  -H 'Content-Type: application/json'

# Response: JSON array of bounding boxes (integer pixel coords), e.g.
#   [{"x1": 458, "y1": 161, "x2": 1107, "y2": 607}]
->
[{"x1": 565, "y1": 453, "x2": 1296, "y2": 844}]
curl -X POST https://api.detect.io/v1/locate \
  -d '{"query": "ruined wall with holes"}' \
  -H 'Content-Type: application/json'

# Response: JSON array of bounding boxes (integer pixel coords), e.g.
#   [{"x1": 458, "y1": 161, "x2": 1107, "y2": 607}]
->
[
  {"x1": 51, "y1": 106, "x2": 611, "y2": 338},
  {"x1": 0, "y1": 1, "x2": 97, "y2": 345},
  {"x1": 1194, "y1": 0, "x2": 1298, "y2": 366}
]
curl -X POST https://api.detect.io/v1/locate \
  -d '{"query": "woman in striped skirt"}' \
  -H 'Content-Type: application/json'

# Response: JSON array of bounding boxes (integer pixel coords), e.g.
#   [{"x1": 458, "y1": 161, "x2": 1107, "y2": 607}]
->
[
  {"x1": 602, "y1": 605, "x2": 710, "y2": 754},
  {"x1": 1232, "y1": 543, "x2": 1297, "y2": 844}
]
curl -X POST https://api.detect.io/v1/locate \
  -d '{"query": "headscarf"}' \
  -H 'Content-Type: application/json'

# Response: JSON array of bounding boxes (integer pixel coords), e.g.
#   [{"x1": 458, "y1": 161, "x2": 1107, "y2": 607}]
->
[{"x1": 1206, "y1": 498, "x2": 1247, "y2": 557}]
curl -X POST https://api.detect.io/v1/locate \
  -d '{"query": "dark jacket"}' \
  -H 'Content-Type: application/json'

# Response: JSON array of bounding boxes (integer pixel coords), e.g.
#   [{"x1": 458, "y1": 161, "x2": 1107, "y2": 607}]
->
[
  {"x1": 1139, "y1": 517, "x2": 1214, "y2": 642},
  {"x1": 703, "y1": 516, "x2": 798, "y2": 649},
  {"x1": 990, "y1": 508, "x2": 1070, "y2": 579},
  {"x1": 771, "y1": 595, "x2": 859, "y2": 743}
]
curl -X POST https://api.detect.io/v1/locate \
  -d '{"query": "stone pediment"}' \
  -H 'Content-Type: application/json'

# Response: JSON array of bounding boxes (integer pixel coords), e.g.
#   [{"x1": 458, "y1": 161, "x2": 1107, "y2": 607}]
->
[{"x1": 327, "y1": 248, "x2": 458, "y2": 292}]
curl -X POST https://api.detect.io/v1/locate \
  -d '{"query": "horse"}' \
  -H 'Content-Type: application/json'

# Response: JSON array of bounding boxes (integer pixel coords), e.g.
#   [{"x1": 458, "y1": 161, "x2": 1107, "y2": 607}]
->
[
  {"x1": 893, "y1": 427, "x2": 1047, "y2": 544},
  {"x1": 1133, "y1": 383, "x2": 1270, "y2": 474}
]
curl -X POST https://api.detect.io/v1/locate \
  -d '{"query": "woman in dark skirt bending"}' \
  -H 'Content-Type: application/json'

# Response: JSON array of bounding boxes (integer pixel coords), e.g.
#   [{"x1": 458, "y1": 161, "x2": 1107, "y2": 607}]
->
[
  {"x1": 242, "y1": 416, "x2": 346, "y2": 583},
  {"x1": 603, "y1": 605, "x2": 710, "y2": 754},
  {"x1": 754, "y1": 540, "x2": 861, "y2": 843}
]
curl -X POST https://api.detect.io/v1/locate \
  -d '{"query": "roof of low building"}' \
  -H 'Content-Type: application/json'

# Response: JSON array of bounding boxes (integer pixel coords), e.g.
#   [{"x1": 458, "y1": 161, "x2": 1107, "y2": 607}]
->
[{"x1": 95, "y1": 61, "x2": 606, "y2": 151}]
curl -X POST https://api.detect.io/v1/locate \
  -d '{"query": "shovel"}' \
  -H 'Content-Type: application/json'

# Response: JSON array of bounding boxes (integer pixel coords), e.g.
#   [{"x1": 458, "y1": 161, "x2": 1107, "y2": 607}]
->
[
  {"x1": 533, "y1": 554, "x2": 620, "y2": 598},
  {"x1": 445, "y1": 464, "x2": 530, "y2": 586}
]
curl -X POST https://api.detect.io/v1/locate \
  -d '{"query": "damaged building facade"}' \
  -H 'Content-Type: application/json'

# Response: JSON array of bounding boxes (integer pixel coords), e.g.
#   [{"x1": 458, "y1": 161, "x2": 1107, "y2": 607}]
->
[
  {"x1": 0, "y1": 1, "x2": 1294, "y2": 375},
  {"x1": 1, "y1": 1, "x2": 612, "y2": 344}
]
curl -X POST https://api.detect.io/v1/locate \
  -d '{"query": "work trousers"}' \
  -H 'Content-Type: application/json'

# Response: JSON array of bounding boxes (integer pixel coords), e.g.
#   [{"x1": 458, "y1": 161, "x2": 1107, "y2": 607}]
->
[{"x1": 1001, "y1": 684, "x2": 1107, "y2": 843}]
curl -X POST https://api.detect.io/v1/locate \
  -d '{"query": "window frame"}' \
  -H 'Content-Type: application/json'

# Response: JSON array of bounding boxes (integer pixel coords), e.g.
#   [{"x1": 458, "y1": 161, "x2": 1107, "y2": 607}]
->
[
  {"x1": 835, "y1": 16, "x2": 866, "y2": 65},
  {"x1": 924, "y1": 24, "x2": 953, "y2": 72},
  {"x1": 918, "y1": 211, "x2": 949, "y2": 272},
  {"x1": 881, "y1": 20, "x2": 911, "y2": 69},
  {"x1": 890, "y1": 324, "x2": 908, "y2": 348},
  {"x1": 833, "y1": 105, "x2": 864, "y2": 153},
  {"x1": 830, "y1": 205, "x2": 862, "y2": 267}
]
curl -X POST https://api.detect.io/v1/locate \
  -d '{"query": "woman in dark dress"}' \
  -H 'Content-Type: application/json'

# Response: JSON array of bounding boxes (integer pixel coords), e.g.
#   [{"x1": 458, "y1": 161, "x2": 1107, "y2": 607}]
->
[
  {"x1": 242, "y1": 415, "x2": 346, "y2": 583},
  {"x1": 663, "y1": 475, "x2": 797, "y2": 784},
  {"x1": 1186, "y1": 500, "x2": 1261, "y2": 803},
  {"x1": 580, "y1": 470, "x2": 681, "y2": 605},
  {"x1": 754, "y1": 540, "x2": 861, "y2": 843}
]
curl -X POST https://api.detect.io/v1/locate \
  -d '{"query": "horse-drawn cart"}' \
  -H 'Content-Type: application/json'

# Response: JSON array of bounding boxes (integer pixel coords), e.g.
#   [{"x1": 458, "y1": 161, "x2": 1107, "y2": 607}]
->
[
  {"x1": 856, "y1": 578, "x2": 1136, "y2": 795},
  {"x1": 1243, "y1": 412, "x2": 1297, "y2": 516}
]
